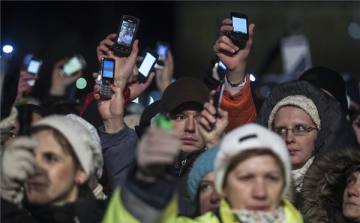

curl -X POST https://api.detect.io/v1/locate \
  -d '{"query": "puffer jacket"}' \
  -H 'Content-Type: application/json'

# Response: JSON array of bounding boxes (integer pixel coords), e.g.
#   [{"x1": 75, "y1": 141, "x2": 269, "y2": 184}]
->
[
  {"x1": 301, "y1": 147, "x2": 360, "y2": 223},
  {"x1": 255, "y1": 80, "x2": 354, "y2": 157}
]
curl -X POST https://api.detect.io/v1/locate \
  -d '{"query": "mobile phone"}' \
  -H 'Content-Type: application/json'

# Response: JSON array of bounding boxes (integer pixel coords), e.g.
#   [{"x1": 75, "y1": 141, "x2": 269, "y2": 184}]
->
[
  {"x1": 230, "y1": 12, "x2": 249, "y2": 42},
  {"x1": 154, "y1": 41, "x2": 170, "y2": 69},
  {"x1": 213, "y1": 81, "x2": 225, "y2": 112},
  {"x1": 99, "y1": 57, "x2": 115, "y2": 98},
  {"x1": 113, "y1": 15, "x2": 140, "y2": 57},
  {"x1": 26, "y1": 57, "x2": 42, "y2": 86},
  {"x1": 61, "y1": 55, "x2": 86, "y2": 76},
  {"x1": 138, "y1": 48, "x2": 159, "y2": 82}
]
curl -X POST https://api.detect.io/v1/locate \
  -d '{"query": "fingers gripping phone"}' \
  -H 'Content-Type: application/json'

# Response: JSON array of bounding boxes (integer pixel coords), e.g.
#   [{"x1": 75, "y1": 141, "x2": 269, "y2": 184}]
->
[
  {"x1": 99, "y1": 58, "x2": 115, "y2": 98},
  {"x1": 154, "y1": 41, "x2": 170, "y2": 69},
  {"x1": 138, "y1": 48, "x2": 159, "y2": 82},
  {"x1": 26, "y1": 57, "x2": 42, "y2": 86},
  {"x1": 230, "y1": 12, "x2": 249, "y2": 42},
  {"x1": 113, "y1": 15, "x2": 140, "y2": 57},
  {"x1": 61, "y1": 55, "x2": 87, "y2": 76}
]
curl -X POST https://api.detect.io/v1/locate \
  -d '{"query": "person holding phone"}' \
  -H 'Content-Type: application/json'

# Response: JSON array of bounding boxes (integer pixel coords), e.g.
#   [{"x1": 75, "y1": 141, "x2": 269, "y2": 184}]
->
[{"x1": 212, "y1": 17, "x2": 257, "y2": 133}]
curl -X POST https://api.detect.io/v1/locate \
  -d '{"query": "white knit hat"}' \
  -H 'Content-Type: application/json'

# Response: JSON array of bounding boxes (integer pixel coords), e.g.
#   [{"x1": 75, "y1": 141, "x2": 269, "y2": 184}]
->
[
  {"x1": 268, "y1": 95, "x2": 321, "y2": 131},
  {"x1": 65, "y1": 114, "x2": 103, "y2": 179},
  {"x1": 33, "y1": 115, "x2": 103, "y2": 179},
  {"x1": 214, "y1": 123, "x2": 291, "y2": 197}
]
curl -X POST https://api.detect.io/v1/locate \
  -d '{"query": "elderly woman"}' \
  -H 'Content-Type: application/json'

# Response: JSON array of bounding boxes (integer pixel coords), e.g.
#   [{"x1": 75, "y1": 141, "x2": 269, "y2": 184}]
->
[
  {"x1": 1, "y1": 115, "x2": 105, "y2": 223},
  {"x1": 255, "y1": 80, "x2": 354, "y2": 206},
  {"x1": 103, "y1": 123, "x2": 303, "y2": 223}
]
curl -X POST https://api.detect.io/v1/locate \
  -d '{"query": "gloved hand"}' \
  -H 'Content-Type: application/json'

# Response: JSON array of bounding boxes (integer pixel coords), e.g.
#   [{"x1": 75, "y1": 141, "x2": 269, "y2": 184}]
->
[
  {"x1": 1, "y1": 136, "x2": 38, "y2": 204},
  {"x1": 136, "y1": 128, "x2": 181, "y2": 182}
]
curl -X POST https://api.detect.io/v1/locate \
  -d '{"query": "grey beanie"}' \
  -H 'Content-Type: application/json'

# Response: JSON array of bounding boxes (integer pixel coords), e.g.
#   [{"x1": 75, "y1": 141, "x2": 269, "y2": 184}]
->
[
  {"x1": 268, "y1": 95, "x2": 321, "y2": 131},
  {"x1": 33, "y1": 115, "x2": 103, "y2": 178},
  {"x1": 65, "y1": 114, "x2": 103, "y2": 179}
]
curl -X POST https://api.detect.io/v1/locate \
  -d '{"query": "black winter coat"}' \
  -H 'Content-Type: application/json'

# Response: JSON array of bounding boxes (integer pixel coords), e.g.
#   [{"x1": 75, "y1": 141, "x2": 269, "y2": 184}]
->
[{"x1": 1, "y1": 186, "x2": 107, "y2": 223}]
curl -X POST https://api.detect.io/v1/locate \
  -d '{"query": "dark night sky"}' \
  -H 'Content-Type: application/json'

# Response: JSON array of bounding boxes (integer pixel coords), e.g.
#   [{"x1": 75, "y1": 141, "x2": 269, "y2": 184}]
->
[{"x1": 1, "y1": 1, "x2": 175, "y2": 99}]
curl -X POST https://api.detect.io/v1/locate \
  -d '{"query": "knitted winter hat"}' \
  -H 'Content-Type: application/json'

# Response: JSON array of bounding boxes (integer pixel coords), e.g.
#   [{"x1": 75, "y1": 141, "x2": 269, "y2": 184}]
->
[
  {"x1": 268, "y1": 95, "x2": 321, "y2": 131},
  {"x1": 188, "y1": 145, "x2": 220, "y2": 201},
  {"x1": 160, "y1": 77, "x2": 209, "y2": 113},
  {"x1": 65, "y1": 114, "x2": 103, "y2": 179},
  {"x1": 214, "y1": 123, "x2": 291, "y2": 197},
  {"x1": 299, "y1": 66, "x2": 348, "y2": 116},
  {"x1": 33, "y1": 115, "x2": 103, "y2": 178}
]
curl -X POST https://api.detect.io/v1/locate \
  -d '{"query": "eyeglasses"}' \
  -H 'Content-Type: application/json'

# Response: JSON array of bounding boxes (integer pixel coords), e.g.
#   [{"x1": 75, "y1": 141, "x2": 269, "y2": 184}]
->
[{"x1": 273, "y1": 125, "x2": 317, "y2": 137}]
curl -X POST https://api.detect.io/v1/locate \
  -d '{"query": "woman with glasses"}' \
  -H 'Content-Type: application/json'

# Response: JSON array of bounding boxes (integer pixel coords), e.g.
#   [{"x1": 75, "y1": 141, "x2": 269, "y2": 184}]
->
[{"x1": 255, "y1": 80, "x2": 354, "y2": 208}]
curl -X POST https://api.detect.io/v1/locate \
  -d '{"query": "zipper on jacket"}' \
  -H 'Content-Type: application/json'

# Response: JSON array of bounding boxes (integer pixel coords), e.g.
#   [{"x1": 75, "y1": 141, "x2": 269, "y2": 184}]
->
[{"x1": 178, "y1": 158, "x2": 187, "y2": 176}]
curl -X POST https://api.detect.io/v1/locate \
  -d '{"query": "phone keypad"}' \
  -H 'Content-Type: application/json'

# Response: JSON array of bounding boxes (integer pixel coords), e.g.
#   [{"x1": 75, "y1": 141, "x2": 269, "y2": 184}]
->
[{"x1": 100, "y1": 84, "x2": 113, "y2": 98}]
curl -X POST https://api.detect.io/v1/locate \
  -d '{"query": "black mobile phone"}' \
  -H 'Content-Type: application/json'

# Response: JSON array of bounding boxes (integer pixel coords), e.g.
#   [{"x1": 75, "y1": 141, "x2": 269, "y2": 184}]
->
[
  {"x1": 113, "y1": 15, "x2": 140, "y2": 57},
  {"x1": 61, "y1": 55, "x2": 86, "y2": 76},
  {"x1": 230, "y1": 12, "x2": 249, "y2": 42},
  {"x1": 213, "y1": 81, "x2": 225, "y2": 113},
  {"x1": 99, "y1": 57, "x2": 115, "y2": 98},
  {"x1": 26, "y1": 57, "x2": 42, "y2": 86},
  {"x1": 138, "y1": 48, "x2": 159, "y2": 82},
  {"x1": 154, "y1": 41, "x2": 170, "y2": 69}
]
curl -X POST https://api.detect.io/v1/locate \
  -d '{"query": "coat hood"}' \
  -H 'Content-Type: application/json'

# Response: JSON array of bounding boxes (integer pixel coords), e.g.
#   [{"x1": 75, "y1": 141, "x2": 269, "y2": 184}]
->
[
  {"x1": 301, "y1": 147, "x2": 360, "y2": 223},
  {"x1": 254, "y1": 80, "x2": 354, "y2": 156}
]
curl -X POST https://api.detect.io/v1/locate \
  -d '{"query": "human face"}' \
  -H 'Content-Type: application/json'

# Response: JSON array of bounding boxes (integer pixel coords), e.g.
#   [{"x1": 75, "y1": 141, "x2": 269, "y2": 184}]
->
[
  {"x1": 171, "y1": 103, "x2": 205, "y2": 152},
  {"x1": 223, "y1": 155, "x2": 284, "y2": 211},
  {"x1": 199, "y1": 172, "x2": 220, "y2": 214},
  {"x1": 343, "y1": 171, "x2": 360, "y2": 223},
  {"x1": 5, "y1": 112, "x2": 42, "y2": 147},
  {"x1": 273, "y1": 106, "x2": 317, "y2": 170},
  {"x1": 25, "y1": 130, "x2": 85, "y2": 206}
]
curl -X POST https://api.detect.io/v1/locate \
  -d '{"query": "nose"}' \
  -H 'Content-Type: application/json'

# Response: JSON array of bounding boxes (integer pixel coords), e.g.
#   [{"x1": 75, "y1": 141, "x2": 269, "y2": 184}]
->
[
  {"x1": 184, "y1": 117, "x2": 196, "y2": 133},
  {"x1": 285, "y1": 129, "x2": 295, "y2": 144},
  {"x1": 252, "y1": 180, "x2": 267, "y2": 200},
  {"x1": 347, "y1": 180, "x2": 360, "y2": 197},
  {"x1": 210, "y1": 188, "x2": 221, "y2": 204}
]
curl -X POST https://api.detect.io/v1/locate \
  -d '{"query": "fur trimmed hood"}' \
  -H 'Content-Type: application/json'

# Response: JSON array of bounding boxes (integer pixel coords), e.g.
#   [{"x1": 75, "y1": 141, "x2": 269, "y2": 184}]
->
[{"x1": 301, "y1": 147, "x2": 360, "y2": 223}]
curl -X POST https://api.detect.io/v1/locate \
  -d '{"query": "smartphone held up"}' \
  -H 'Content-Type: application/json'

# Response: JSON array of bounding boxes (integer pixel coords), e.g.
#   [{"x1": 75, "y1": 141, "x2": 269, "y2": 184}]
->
[
  {"x1": 61, "y1": 55, "x2": 87, "y2": 76},
  {"x1": 113, "y1": 15, "x2": 140, "y2": 57},
  {"x1": 138, "y1": 48, "x2": 159, "y2": 82},
  {"x1": 26, "y1": 57, "x2": 42, "y2": 86},
  {"x1": 230, "y1": 12, "x2": 249, "y2": 42},
  {"x1": 154, "y1": 41, "x2": 170, "y2": 69}
]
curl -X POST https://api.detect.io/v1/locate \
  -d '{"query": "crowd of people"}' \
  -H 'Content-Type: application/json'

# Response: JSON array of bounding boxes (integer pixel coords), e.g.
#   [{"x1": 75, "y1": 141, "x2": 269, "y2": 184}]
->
[{"x1": 1, "y1": 15, "x2": 360, "y2": 223}]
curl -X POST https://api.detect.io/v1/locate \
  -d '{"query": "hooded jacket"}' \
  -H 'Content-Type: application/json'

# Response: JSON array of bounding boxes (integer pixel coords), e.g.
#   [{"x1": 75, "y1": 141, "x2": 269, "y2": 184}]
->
[
  {"x1": 255, "y1": 80, "x2": 354, "y2": 157},
  {"x1": 301, "y1": 147, "x2": 360, "y2": 223}
]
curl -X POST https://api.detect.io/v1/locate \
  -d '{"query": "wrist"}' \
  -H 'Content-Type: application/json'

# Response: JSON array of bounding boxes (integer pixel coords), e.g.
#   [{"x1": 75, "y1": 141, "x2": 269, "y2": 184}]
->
[
  {"x1": 103, "y1": 118, "x2": 125, "y2": 133},
  {"x1": 115, "y1": 80, "x2": 127, "y2": 91},
  {"x1": 227, "y1": 65, "x2": 246, "y2": 84}
]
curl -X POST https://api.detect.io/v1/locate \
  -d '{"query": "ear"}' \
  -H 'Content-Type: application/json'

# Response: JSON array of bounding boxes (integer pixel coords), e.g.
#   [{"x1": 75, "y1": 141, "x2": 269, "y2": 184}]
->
[{"x1": 75, "y1": 169, "x2": 88, "y2": 185}]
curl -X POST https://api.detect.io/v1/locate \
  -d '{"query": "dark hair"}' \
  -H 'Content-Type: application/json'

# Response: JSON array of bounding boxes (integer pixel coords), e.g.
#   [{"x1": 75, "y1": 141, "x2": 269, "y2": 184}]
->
[
  {"x1": 223, "y1": 149, "x2": 285, "y2": 189},
  {"x1": 32, "y1": 126, "x2": 81, "y2": 169}
]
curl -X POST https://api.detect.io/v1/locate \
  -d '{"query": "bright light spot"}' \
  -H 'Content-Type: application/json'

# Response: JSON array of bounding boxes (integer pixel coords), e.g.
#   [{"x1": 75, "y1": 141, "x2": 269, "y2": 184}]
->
[
  {"x1": 148, "y1": 96, "x2": 154, "y2": 105},
  {"x1": 3, "y1": 45, "x2": 13, "y2": 53},
  {"x1": 132, "y1": 97, "x2": 139, "y2": 104},
  {"x1": 250, "y1": 74, "x2": 256, "y2": 82},
  {"x1": 260, "y1": 85, "x2": 270, "y2": 97},
  {"x1": 76, "y1": 78, "x2": 87, "y2": 89},
  {"x1": 348, "y1": 22, "x2": 360, "y2": 39}
]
